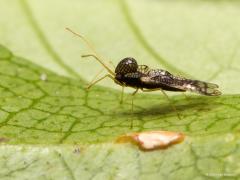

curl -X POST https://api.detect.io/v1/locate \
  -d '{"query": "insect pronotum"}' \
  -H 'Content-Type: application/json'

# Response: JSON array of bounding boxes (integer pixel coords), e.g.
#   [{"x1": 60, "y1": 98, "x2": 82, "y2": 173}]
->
[{"x1": 66, "y1": 28, "x2": 221, "y2": 127}]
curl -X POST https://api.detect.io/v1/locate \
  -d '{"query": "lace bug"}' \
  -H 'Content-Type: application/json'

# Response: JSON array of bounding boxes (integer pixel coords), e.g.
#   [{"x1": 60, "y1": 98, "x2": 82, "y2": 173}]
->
[{"x1": 66, "y1": 28, "x2": 221, "y2": 127}]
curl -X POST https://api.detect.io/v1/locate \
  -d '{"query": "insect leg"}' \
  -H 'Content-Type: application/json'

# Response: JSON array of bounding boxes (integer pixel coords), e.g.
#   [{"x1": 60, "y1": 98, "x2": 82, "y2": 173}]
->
[
  {"x1": 159, "y1": 89, "x2": 181, "y2": 120},
  {"x1": 131, "y1": 88, "x2": 139, "y2": 129},
  {"x1": 82, "y1": 54, "x2": 115, "y2": 76},
  {"x1": 132, "y1": 89, "x2": 139, "y2": 110},
  {"x1": 86, "y1": 74, "x2": 115, "y2": 90},
  {"x1": 120, "y1": 86, "x2": 125, "y2": 104},
  {"x1": 141, "y1": 88, "x2": 181, "y2": 120},
  {"x1": 87, "y1": 68, "x2": 105, "y2": 88}
]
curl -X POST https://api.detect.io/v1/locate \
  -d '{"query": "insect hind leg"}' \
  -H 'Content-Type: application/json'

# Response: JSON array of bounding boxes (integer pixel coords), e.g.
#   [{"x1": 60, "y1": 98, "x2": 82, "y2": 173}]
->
[
  {"x1": 141, "y1": 88, "x2": 182, "y2": 120},
  {"x1": 159, "y1": 89, "x2": 182, "y2": 120}
]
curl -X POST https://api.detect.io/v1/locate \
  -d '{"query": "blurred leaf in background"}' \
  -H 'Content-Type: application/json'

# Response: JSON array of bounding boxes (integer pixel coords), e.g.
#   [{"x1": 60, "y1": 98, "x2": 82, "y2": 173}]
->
[{"x1": 0, "y1": 0, "x2": 240, "y2": 179}]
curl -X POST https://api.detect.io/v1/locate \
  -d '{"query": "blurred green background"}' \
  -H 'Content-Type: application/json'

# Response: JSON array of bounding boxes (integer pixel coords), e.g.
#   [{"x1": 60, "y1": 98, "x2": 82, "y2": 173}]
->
[{"x1": 1, "y1": 0, "x2": 240, "y2": 94}]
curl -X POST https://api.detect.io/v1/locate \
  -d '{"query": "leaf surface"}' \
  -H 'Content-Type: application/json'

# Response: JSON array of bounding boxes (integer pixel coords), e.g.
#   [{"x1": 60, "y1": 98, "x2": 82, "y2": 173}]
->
[
  {"x1": 0, "y1": 45, "x2": 240, "y2": 179},
  {"x1": 0, "y1": 0, "x2": 240, "y2": 179}
]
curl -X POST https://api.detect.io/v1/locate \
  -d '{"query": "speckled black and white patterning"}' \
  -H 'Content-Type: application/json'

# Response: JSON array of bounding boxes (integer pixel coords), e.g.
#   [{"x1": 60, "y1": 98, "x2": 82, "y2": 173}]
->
[{"x1": 115, "y1": 57, "x2": 221, "y2": 96}]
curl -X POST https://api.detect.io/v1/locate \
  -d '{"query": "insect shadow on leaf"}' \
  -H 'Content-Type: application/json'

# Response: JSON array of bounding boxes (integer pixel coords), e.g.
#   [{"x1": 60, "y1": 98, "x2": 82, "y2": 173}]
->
[{"x1": 66, "y1": 28, "x2": 221, "y2": 129}]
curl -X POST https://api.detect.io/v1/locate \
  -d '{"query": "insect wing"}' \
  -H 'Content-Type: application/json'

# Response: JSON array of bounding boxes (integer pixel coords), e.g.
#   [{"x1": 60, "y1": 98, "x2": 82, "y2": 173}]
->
[
  {"x1": 140, "y1": 69, "x2": 221, "y2": 96},
  {"x1": 182, "y1": 80, "x2": 221, "y2": 96},
  {"x1": 140, "y1": 69, "x2": 181, "y2": 88}
]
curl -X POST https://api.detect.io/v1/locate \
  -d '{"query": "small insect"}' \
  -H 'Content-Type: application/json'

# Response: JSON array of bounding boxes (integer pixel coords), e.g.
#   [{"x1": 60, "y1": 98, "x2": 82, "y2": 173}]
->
[
  {"x1": 116, "y1": 130, "x2": 185, "y2": 151},
  {"x1": 66, "y1": 28, "x2": 221, "y2": 122}
]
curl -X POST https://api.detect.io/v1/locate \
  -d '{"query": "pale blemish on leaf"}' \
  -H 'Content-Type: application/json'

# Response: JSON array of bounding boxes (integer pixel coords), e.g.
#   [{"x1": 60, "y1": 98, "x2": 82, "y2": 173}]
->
[{"x1": 116, "y1": 130, "x2": 185, "y2": 151}]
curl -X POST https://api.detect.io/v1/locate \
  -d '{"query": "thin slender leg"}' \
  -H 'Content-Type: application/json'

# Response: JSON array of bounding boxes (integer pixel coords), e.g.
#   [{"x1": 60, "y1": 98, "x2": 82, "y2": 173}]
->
[
  {"x1": 81, "y1": 54, "x2": 115, "y2": 76},
  {"x1": 86, "y1": 74, "x2": 115, "y2": 90},
  {"x1": 120, "y1": 86, "x2": 125, "y2": 104},
  {"x1": 87, "y1": 68, "x2": 104, "y2": 88},
  {"x1": 159, "y1": 89, "x2": 181, "y2": 120},
  {"x1": 82, "y1": 54, "x2": 115, "y2": 73},
  {"x1": 84, "y1": 63, "x2": 124, "y2": 103},
  {"x1": 130, "y1": 88, "x2": 139, "y2": 129},
  {"x1": 141, "y1": 88, "x2": 181, "y2": 120}
]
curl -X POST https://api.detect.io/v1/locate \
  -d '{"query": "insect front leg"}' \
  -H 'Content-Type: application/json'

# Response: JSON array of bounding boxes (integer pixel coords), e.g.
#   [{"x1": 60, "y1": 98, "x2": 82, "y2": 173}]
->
[
  {"x1": 81, "y1": 54, "x2": 115, "y2": 76},
  {"x1": 86, "y1": 74, "x2": 115, "y2": 90},
  {"x1": 87, "y1": 68, "x2": 105, "y2": 88}
]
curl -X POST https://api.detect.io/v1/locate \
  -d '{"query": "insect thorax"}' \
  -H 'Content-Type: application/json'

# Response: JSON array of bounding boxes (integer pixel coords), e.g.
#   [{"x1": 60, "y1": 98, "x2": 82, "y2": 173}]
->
[
  {"x1": 114, "y1": 57, "x2": 143, "y2": 87},
  {"x1": 115, "y1": 72, "x2": 144, "y2": 88}
]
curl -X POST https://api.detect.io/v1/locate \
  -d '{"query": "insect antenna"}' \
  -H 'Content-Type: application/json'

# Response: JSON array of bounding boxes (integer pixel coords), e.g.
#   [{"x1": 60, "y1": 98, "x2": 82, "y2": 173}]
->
[{"x1": 65, "y1": 27, "x2": 115, "y2": 76}]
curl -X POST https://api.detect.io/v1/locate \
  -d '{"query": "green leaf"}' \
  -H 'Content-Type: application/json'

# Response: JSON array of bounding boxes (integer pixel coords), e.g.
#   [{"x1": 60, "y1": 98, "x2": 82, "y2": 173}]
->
[
  {"x1": 0, "y1": 0, "x2": 240, "y2": 179},
  {"x1": 0, "y1": 45, "x2": 240, "y2": 179}
]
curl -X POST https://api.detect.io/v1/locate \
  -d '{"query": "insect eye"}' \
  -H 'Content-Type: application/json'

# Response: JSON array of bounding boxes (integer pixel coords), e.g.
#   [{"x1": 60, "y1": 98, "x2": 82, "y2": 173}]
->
[{"x1": 115, "y1": 57, "x2": 138, "y2": 74}]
